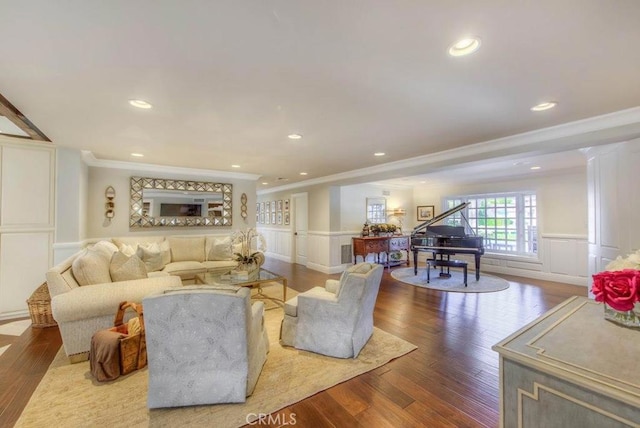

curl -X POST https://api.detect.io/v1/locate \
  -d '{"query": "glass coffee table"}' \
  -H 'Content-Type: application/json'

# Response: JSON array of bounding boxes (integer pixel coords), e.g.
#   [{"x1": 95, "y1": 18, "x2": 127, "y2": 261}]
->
[{"x1": 195, "y1": 268, "x2": 288, "y2": 303}]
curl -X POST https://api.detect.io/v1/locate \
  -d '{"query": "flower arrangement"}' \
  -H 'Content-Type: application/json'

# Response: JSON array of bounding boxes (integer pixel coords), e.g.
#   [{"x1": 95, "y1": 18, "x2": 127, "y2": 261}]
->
[
  {"x1": 369, "y1": 223, "x2": 398, "y2": 235},
  {"x1": 591, "y1": 250, "x2": 640, "y2": 327},
  {"x1": 231, "y1": 228, "x2": 266, "y2": 265}
]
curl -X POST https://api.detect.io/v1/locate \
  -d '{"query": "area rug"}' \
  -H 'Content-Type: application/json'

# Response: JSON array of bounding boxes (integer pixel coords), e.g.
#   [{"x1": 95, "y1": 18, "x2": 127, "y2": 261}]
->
[
  {"x1": 391, "y1": 267, "x2": 510, "y2": 293},
  {"x1": 15, "y1": 291, "x2": 417, "y2": 428}
]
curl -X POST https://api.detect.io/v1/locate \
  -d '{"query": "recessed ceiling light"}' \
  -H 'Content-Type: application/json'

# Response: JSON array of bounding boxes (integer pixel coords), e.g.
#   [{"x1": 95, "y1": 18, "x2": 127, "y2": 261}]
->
[
  {"x1": 448, "y1": 37, "x2": 481, "y2": 57},
  {"x1": 374, "y1": 152, "x2": 386, "y2": 157},
  {"x1": 131, "y1": 153, "x2": 144, "y2": 157},
  {"x1": 231, "y1": 164, "x2": 241, "y2": 168},
  {"x1": 530, "y1": 102, "x2": 557, "y2": 112},
  {"x1": 530, "y1": 166, "x2": 542, "y2": 170},
  {"x1": 262, "y1": 182, "x2": 268, "y2": 185},
  {"x1": 129, "y1": 99, "x2": 153, "y2": 109},
  {"x1": 300, "y1": 172, "x2": 308, "y2": 175},
  {"x1": 288, "y1": 134, "x2": 303, "y2": 140},
  {"x1": 420, "y1": 181, "x2": 426, "y2": 184}
]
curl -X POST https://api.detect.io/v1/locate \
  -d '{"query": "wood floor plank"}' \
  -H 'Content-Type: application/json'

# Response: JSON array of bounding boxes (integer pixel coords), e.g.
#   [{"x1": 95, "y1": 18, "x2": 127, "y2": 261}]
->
[{"x1": 1, "y1": 259, "x2": 585, "y2": 428}]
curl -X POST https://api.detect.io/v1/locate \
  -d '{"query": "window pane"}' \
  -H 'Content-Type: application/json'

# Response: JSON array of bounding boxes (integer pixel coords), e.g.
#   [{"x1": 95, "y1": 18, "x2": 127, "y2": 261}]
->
[{"x1": 443, "y1": 192, "x2": 537, "y2": 256}]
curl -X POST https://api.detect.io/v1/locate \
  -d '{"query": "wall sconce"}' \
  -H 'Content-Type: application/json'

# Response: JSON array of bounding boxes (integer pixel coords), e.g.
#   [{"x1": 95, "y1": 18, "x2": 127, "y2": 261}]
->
[
  {"x1": 105, "y1": 186, "x2": 115, "y2": 225},
  {"x1": 387, "y1": 208, "x2": 406, "y2": 232},
  {"x1": 240, "y1": 193, "x2": 248, "y2": 220}
]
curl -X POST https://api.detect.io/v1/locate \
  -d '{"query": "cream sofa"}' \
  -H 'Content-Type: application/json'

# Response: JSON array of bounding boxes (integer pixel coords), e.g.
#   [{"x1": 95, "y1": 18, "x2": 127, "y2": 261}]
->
[{"x1": 47, "y1": 234, "x2": 263, "y2": 362}]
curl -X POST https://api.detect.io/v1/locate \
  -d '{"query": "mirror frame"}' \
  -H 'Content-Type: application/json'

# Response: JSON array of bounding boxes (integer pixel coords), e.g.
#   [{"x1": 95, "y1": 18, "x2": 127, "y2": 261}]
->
[{"x1": 129, "y1": 176, "x2": 233, "y2": 228}]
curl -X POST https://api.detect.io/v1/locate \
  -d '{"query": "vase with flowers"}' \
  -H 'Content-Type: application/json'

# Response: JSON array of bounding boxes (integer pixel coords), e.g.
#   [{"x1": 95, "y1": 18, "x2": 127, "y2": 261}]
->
[
  {"x1": 591, "y1": 250, "x2": 640, "y2": 328},
  {"x1": 230, "y1": 228, "x2": 266, "y2": 275}
]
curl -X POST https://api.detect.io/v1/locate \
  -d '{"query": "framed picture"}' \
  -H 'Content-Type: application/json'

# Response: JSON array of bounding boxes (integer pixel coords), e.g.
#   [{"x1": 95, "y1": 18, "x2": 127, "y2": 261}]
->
[
  {"x1": 265, "y1": 201, "x2": 270, "y2": 214},
  {"x1": 271, "y1": 212, "x2": 276, "y2": 224},
  {"x1": 284, "y1": 199, "x2": 289, "y2": 211},
  {"x1": 277, "y1": 200, "x2": 283, "y2": 212},
  {"x1": 277, "y1": 212, "x2": 282, "y2": 225},
  {"x1": 417, "y1": 205, "x2": 435, "y2": 221},
  {"x1": 284, "y1": 212, "x2": 290, "y2": 225},
  {"x1": 271, "y1": 201, "x2": 276, "y2": 213}
]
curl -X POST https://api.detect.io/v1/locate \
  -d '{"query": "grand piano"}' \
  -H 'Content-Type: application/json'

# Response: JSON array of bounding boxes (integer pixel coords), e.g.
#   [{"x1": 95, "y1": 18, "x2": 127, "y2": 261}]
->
[{"x1": 411, "y1": 202, "x2": 485, "y2": 280}]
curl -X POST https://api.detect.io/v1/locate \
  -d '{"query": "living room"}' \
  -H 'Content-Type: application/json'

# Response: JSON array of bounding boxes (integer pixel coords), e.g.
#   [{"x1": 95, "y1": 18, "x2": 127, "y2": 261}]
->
[{"x1": 1, "y1": 2, "x2": 640, "y2": 427}]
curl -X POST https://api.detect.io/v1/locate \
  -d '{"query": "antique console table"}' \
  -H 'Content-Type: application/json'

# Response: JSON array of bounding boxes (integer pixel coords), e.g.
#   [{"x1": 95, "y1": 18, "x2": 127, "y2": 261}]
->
[
  {"x1": 352, "y1": 235, "x2": 410, "y2": 268},
  {"x1": 492, "y1": 296, "x2": 640, "y2": 427}
]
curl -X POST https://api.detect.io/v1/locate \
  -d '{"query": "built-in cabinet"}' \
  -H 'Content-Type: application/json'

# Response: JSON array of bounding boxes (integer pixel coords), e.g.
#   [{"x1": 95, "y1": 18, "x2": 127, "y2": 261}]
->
[{"x1": 0, "y1": 139, "x2": 55, "y2": 320}]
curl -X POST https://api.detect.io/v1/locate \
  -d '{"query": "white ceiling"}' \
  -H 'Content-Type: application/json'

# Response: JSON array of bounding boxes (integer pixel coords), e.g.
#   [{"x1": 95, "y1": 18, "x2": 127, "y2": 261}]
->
[{"x1": 1, "y1": 1, "x2": 640, "y2": 189}]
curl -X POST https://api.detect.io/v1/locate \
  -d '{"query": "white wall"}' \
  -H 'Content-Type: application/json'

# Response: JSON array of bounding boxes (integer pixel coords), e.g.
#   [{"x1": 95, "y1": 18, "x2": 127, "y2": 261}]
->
[
  {"x1": 0, "y1": 138, "x2": 55, "y2": 320},
  {"x1": 257, "y1": 189, "x2": 296, "y2": 263},
  {"x1": 340, "y1": 183, "x2": 413, "y2": 232},
  {"x1": 259, "y1": 167, "x2": 590, "y2": 282},
  {"x1": 87, "y1": 167, "x2": 257, "y2": 239},
  {"x1": 587, "y1": 139, "x2": 640, "y2": 290},
  {"x1": 411, "y1": 168, "x2": 589, "y2": 285}
]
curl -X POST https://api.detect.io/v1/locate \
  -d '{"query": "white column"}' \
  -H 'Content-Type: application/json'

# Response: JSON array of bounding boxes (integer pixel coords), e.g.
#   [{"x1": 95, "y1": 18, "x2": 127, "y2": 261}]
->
[{"x1": 586, "y1": 139, "x2": 640, "y2": 295}]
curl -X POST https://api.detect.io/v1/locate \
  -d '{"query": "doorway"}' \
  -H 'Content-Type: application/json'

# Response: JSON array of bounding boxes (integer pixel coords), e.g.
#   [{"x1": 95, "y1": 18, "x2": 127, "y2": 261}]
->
[{"x1": 291, "y1": 192, "x2": 308, "y2": 266}]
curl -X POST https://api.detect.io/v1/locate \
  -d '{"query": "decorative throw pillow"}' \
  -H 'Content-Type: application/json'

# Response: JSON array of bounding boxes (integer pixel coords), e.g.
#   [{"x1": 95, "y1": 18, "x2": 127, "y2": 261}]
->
[
  {"x1": 109, "y1": 251, "x2": 148, "y2": 282},
  {"x1": 159, "y1": 239, "x2": 172, "y2": 265},
  {"x1": 206, "y1": 236, "x2": 234, "y2": 261},
  {"x1": 119, "y1": 243, "x2": 137, "y2": 257},
  {"x1": 72, "y1": 247, "x2": 113, "y2": 286},
  {"x1": 92, "y1": 240, "x2": 118, "y2": 257},
  {"x1": 168, "y1": 236, "x2": 205, "y2": 262},
  {"x1": 136, "y1": 243, "x2": 165, "y2": 272}
]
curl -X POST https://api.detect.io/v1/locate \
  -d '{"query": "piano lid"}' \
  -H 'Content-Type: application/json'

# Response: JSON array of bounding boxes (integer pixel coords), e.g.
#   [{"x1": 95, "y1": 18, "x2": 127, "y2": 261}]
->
[{"x1": 412, "y1": 202, "x2": 470, "y2": 235}]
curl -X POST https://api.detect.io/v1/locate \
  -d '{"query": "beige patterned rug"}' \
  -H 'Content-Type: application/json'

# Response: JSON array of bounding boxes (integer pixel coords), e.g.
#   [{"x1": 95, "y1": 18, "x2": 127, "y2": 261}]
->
[{"x1": 16, "y1": 288, "x2": 416, "y2": 428}]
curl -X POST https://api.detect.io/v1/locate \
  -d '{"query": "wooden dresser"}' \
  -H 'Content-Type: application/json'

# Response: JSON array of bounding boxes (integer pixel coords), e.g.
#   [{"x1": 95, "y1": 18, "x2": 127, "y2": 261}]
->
[
  {"x1": 352, "y1": 236, "x2": 410, "y2": 267},
  {"x1": 492, "y1": 296, "x2": 640, "y2": 427}
]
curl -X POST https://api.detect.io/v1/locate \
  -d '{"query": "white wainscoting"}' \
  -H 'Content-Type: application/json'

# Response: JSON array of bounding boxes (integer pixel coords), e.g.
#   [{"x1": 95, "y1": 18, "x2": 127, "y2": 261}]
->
[
  {"x1": 0, "y1": 140, "x2": 55, "y2": 320},
  {"x1": 414, "y1": 234, "x2": 588, "y2": 287},
  {"x1": 306, "y1": 231, "x2": 355, "y2": 274},
  {"x1": 53, "y1": 241, "x2": 84, "y2": 265},
  {"x1": 261, "y1": 227, "x2": 588, "y2": 285},
  {"x1": 258, "y1": 227, "x2": 293, "y2": 263}
]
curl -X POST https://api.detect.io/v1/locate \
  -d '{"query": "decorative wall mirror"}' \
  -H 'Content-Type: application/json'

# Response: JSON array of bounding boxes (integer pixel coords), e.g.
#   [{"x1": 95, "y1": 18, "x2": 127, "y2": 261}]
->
[
  {"x1": 366, "y1": 197, "x2": 387, "y2": 224},
  {"x1": 129, "y1": 177, "x2": 233, "y2": 228}
]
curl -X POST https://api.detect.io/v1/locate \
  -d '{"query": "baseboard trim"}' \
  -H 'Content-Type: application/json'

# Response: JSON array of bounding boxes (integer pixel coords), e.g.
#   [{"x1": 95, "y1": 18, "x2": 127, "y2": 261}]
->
[
  {"x1": 264, "y1": 252, "x2": 292, "y2": 263},
  {"x1": 482, "y1": 265, "x2": 588, "y2": 287},
  {"x1": 0, "y1": 309, "x2": 29, "y2": 321},
  {"x1": 306, "y1": 262, "x2": 347, "y2": 275}
]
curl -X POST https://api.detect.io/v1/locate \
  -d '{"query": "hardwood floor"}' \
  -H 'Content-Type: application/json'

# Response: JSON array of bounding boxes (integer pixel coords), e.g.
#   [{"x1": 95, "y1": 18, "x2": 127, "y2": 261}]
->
[{"x1": 0, "y1": 260, "x2": 586, "y2": 427}]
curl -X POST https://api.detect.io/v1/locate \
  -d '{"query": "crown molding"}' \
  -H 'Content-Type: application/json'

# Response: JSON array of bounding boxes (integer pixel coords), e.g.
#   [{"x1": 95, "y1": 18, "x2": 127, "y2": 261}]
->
[
  {"x1": 259, "y1": 106, "x2": 640, "y2": 195},
  {"x1": 81, "y1": 151, "x2": 261, "y2": 181}
]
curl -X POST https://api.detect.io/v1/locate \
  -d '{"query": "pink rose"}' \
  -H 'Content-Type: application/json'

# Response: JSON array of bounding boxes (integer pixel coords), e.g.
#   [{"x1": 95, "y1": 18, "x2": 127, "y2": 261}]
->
[{"x1": 592, "y1": 270, "x2": 640, "y2": 311}]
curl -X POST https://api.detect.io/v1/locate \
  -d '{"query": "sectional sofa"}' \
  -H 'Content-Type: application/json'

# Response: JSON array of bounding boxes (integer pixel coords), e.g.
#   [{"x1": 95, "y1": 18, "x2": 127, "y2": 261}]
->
[{"x1": 47, "y1": 234, "x2": 263, "y2": 362}]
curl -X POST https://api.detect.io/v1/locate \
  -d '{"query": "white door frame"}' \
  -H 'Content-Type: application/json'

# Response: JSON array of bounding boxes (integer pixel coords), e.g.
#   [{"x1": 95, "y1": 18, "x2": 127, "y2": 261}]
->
[{"x1": 291, "y1": 192, "x2": 308, "y2": 266}]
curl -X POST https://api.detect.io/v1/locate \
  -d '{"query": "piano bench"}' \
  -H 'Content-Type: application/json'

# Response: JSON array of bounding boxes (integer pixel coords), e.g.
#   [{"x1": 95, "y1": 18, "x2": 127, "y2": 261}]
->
[{"x1": 426, "y1": 259, "x2": 468, "y2": 286}]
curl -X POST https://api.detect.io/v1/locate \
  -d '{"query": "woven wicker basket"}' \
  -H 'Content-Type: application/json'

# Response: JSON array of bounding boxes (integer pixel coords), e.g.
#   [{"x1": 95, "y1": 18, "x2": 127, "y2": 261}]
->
[{"x1": 26, "y1": 282, "x2": 57, "y2": 328}]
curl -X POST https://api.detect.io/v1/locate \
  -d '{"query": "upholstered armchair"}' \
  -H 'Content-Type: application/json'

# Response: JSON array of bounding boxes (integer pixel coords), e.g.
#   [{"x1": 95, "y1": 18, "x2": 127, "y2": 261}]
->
[
  {"x1": 143, "y1": 286, "x2": 269, "y2": 408},
  {"x1": 280, "y1": 263, "x2": 384, "y2": 358}
]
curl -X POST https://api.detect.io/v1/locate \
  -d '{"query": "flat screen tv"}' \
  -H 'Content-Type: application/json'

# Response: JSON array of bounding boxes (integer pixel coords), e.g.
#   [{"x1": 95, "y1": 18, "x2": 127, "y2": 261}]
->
[{"x1": 160, "y1": 203, "x2": 202, "y2": 217}]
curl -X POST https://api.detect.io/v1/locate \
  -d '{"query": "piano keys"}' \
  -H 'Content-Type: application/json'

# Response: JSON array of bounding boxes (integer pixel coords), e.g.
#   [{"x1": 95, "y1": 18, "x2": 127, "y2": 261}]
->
[{"x1": 411, "y1": 202, "x2": 485, "y2": 280}]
